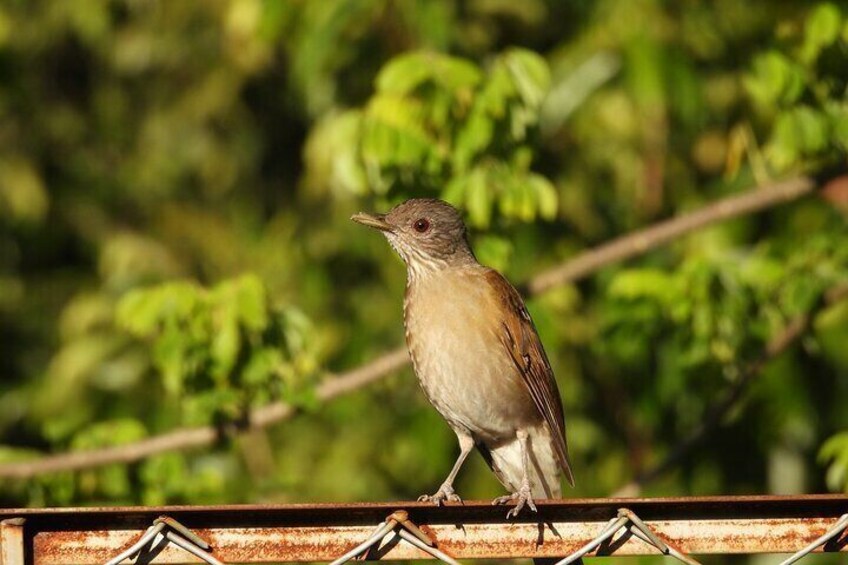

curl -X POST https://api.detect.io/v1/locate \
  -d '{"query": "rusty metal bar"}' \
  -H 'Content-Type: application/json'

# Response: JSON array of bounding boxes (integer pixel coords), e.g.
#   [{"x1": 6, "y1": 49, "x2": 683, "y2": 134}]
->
[
  {"x1": 0, "y1": 495, "x2": 846, "y2": 564},
  {"x1": 1, "y1": 519, "x2": 25, "y2": 565}
]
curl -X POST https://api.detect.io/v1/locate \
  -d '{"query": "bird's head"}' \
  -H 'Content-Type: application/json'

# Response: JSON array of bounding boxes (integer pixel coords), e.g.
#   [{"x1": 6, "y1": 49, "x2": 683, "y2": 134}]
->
[{"x1": 351, "y1": 198, "x2": 476, "y2": 275}]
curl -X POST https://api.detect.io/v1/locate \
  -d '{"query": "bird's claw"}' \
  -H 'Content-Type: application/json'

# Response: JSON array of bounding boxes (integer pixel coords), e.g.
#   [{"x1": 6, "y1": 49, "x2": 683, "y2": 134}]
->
[
  {"x1": 418, "y1": 484, "x2": 462, "y2": 505},
  {"x1": 492, "y1": 483, "x2": 537, "y2": 518}
]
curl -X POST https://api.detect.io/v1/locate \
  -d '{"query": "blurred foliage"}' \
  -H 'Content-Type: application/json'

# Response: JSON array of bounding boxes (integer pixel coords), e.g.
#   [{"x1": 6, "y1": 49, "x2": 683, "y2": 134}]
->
[
  {"x1": 0, "y1": 4, "x2": 847, "y2": 554},
  {"x1": 305, "y1": 48, "x2": 557, "y2": 228},
  {"x1": 745, "y1": 2, "x2": 848, "y2": 173},
  {"x1": 116, "y1": 274, "x2": 321, "y2": 424}
]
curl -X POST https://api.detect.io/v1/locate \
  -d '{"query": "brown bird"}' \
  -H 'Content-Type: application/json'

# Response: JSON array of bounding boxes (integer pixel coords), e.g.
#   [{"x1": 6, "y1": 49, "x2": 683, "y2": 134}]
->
[{"x1": 352, "y1": 198, "x2": 574, "y2": 516}]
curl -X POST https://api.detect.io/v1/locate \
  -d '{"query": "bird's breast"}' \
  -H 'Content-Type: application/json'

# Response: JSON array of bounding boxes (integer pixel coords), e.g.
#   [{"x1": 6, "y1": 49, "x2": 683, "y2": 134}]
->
[{"x1": 403, "y1": 269, "x2": 538, "y2": 441}]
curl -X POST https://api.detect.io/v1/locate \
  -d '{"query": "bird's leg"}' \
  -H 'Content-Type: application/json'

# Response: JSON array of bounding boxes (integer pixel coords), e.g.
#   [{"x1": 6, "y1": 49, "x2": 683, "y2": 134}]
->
[
  {"x1": 418, "y1": 431, "x2": 474, "y2": 504},
  {"x1": 493, "y1": 429, "x2": 537, "y2": 518}
]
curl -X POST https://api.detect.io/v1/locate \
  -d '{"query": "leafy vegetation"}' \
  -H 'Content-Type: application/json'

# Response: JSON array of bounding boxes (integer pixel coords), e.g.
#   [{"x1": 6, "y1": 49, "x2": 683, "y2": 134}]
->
[{"x1": 1, "y1": 1, "x2": 847, "y2": 537}]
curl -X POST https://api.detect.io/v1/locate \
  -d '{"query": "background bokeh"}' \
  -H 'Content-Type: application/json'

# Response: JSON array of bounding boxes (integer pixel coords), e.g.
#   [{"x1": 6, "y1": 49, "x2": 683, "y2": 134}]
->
[{"x1": 1, "y1": 1, "x2": 848, "y2": 561}]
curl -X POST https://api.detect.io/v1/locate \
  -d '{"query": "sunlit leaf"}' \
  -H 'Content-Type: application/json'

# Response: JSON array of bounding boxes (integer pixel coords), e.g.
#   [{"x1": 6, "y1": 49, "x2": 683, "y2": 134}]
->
[
  {"x1": 529, "y1": 173, "x2": 558, "y2": 220},
  {"x1": 801, "y1": 3, "x2": 842, "y2": 63},
  {"x1": 465, "y1": 167, "x2": 492, "y2": 228},
  {"x1": 744, "y1": 51, "x2": 805, "y2": 107}
]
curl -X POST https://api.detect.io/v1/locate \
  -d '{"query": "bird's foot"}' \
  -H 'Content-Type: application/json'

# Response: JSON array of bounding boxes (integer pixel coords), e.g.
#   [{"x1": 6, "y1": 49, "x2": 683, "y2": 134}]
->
[
  {"x1": 492, "y1": 482, "x2": 537, "y2": 518},
  {"x1": 418, "y1": 483, "x2": 462, "y2": 505}
]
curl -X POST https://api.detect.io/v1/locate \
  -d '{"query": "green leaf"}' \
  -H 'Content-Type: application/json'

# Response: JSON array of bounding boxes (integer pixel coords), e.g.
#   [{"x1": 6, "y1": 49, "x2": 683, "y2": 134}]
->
[
  {"x1": 361, "y1": 94, "x2": 439, "y2": 184},
  {"x1": 801, "y1": 3, "x2": 842, "y2": 63},
  {"x1": 139, "y1": 452, "x2": 189, "y2": 505},
  {"x1": 515, "y1": 178, "x2": 535, "y2": 221},
  {"x1": 228, "y1": 274, "x2": 268, "y2": 332},
  {"x1": 453, "y1": 106, "x2": 494, "y2": 172},
  {"x1": 825, "y1": 102, "x2": 848, "y2": 151},
  {"x1": 376, "y1": 52, "x2": 435, "y2": 94},
  {"x1": 441, "y1": 173, "x2": 467, "y2": 207},
  {"x1": 377, "y1": 51, "x2": 481, "y2": 95},
  {"x1": 0, "y1": 157, "x2": 49, "y2": 224},
  {"x1": 71, "y1": 418, "x2": 148, "y2": 449},
  {"x1": 242, "y1": 347, "x2": 283, "y2": 387},
  {"x1": 794, "y1": 106, "x2": 830, "y2": 153},
  {"x1": 609, "y1": 269, "x2": 676, "y2": 302},
  {"x1": 153, "y1": 324, "x2": 188, "y2": 396},
  {"x1": 502, "y1": 48, "x2": 550, "y2": 109},
  {"x1": 116, "y1": 282, "x2": 201, "y2": 337},
  {"x1": 625, "y1": 36, "x2": 666, "y2": 109},
  {"x1": 766, "y1": 106, "x2": 830, "y2": 170},
  {"x1": 528, "y1": 173, "x2": 558, "y2": 220},
  {"x1": 280, "y1": 308, "x2": 314, "y2": 359},
  {"x1": 465, "y1": 167, "x2": 492, "y2": 228},
  {"x1": 432, "y1": 53, "x2": 483, "y2": 92},
  {"x1": 498, "y1": 171, "x2": 522, "y2": 219},
  {"x1": 477, "y1": 63, "x2": 513, "y2": 118},
  {"x1": 182, "y1": 388, "x2": 243, "y2": 426},
  {"x1": 744, "y1": 51, "x2": 806, "y2": 108},
  {"x1": 819, "y1": 431, "x2": 848, "y2": 492},
  {"x1": 116, "y1": 289, "x2": 162, "y2": 337},
  {"x1": 211, "y1": 316, "x2": 240, "y2": 382},
  {"x1": 474, "y1": 235, "x2": 513, "y2": 272},
  {"x1": 302, "y1": 111, "x2": 367, "y2": 196}
]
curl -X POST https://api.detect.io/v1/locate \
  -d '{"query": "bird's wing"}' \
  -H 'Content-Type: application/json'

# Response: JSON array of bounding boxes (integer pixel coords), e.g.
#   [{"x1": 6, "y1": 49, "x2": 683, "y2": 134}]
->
[{"x1": 484, "y1": 269, "x2": 575, "y2": 487}]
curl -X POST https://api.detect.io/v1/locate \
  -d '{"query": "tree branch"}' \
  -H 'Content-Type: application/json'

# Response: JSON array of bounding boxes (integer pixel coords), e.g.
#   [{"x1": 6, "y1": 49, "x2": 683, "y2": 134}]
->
[
  {"x1": 0, "y1": 349, "x2": 410, "y2": 479},
  {"x1": 527, "y1": 176, "x2": 814, "y2": 295},
  {"x1": 0, "y1": 176, "x2": 817, "y2": 479},
  {"x1": 612, "y1": 283, "x2": 848, "y2": 498}
]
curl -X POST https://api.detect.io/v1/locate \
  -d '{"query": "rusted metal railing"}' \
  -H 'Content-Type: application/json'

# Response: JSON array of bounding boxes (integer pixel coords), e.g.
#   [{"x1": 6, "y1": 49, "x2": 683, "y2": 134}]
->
[{"x1": 1, "y1": 495, "x2": 847, "y2": 565}]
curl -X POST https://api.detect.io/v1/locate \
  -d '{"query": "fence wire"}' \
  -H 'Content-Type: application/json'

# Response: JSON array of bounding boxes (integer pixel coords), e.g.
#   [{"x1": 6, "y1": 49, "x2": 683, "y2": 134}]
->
[
  {"x1": 555, "y1": 508, "x2": 700, "y2": 565},
  {"x1": 328, "y1": 510, "x2": 461, "y2": 565},
  {"x1": 778, "y1": 513, "x2": 848, "y2": 565},
  {"x1": 103, "y1": 522, "x2": 166, "y2": 565},
  {"x1": 103, "y1": 516, "x2": 224, "y2": 565}
]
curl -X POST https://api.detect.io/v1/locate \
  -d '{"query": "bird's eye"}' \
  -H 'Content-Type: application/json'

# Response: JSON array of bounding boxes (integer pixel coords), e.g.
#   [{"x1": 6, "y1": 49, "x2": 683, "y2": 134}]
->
[{"x1": 413, "y1": 218, "x2": 430, "y2": 233}]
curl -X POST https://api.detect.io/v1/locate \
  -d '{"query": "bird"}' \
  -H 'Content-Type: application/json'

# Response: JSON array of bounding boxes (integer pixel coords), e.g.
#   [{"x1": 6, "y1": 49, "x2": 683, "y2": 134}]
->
[{"x1": 352, "y1": 198, "x2": 574, "y2": 517}]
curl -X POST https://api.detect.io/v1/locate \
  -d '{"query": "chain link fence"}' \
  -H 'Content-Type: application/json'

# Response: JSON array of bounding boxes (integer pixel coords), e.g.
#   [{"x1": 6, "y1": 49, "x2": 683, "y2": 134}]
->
[{"x1": 1, "y1": 496, "x2": 846, "y2": 565}]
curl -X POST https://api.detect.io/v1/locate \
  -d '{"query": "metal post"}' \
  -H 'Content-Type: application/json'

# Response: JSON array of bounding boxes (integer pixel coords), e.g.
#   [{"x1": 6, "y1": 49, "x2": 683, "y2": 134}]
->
[{"x1": 1, "y1": 518, "x2": 26, "y2": 565}]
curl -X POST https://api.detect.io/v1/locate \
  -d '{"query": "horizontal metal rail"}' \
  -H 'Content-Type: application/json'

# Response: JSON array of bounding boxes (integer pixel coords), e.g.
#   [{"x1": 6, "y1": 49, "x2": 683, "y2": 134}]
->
[{"x1": 1, "y1": 495, "x2": 847, "y2": 564}]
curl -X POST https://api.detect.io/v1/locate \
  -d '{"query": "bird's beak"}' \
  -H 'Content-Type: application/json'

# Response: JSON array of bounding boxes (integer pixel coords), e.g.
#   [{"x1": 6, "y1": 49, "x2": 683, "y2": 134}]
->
[{"x1": 350, "y1": 212, "x2": 394, "y2": 232}]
